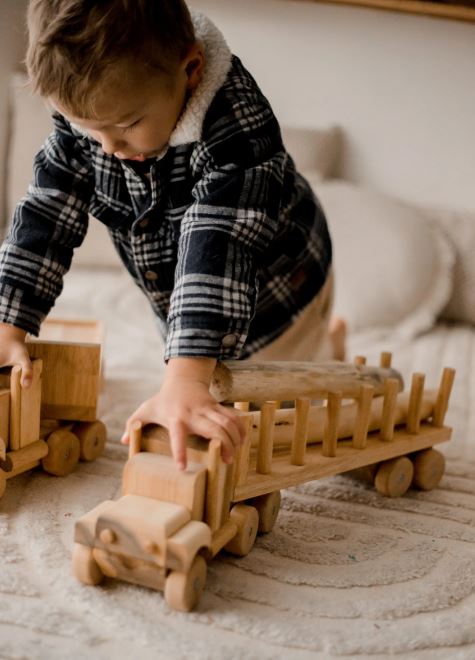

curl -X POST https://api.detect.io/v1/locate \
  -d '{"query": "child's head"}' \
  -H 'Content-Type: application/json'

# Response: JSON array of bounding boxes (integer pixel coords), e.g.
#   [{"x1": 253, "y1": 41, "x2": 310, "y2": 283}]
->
[{"x1": 26, "y1": 0, "x2": 204, "y2": 160}]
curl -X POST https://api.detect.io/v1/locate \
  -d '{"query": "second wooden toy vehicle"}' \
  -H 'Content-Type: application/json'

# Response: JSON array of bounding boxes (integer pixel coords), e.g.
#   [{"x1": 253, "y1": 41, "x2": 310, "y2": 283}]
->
[
  {"x1": 0, "y1": 319, "x2": 106, "y2": 499},
  {"x1": 73, "y1": 354, "x2": 455, "y2": 611}
]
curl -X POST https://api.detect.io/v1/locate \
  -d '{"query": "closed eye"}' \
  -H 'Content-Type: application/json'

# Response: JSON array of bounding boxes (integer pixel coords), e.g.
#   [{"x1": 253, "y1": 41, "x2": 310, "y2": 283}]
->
[{"x1": 122, "y1": 118, "x2": 142, "y2": 133}]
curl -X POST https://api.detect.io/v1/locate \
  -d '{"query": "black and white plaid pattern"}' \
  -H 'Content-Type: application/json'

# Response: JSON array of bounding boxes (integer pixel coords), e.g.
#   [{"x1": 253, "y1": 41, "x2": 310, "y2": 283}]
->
[{"x1": 0, "y1": 56, "x2": 332, "y2": 360}]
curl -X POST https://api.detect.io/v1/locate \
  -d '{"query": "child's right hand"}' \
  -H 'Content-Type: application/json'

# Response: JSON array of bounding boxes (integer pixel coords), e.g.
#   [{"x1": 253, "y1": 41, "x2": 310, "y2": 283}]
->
[{"x1": 0, "y1": 323, "x2": 33, "y2": 387}]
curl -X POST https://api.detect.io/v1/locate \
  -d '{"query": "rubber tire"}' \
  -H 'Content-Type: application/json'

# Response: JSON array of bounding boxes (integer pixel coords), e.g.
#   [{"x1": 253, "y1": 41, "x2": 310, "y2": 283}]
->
[
  {"x1": 72, "y1": 543, "x2": 104, "y2": 585},
  {"x1": 164, "y1": 554, "x2": 207, "y2": 612},
  {"x1": 412, "y1": 448, "x2": 445, "y2": 491},
  {"x1": 249, "y1": 490, "x2": 281, "y2": 533},
  {"x1": 374, "y1": 456, "x2": 414, "y2": 498},
  {"x1": 224, "y1": 504, "x2": 259, "y2": 556},
  {"x1": 73, "y1": 420, "x2": 107, "y2": 462},
  {"x1": 42, "y1": 429, "x2": 81, "y2": 476}
]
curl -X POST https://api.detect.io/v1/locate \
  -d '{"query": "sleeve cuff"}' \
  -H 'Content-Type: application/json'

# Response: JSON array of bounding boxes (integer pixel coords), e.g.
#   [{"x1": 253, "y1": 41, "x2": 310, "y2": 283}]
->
[
  {"x1": 164, "y1": 316, "x2": 249, "y2": 361},
  {"x1": 0, "y1": 285, "x2": 49, "y2": 336}
]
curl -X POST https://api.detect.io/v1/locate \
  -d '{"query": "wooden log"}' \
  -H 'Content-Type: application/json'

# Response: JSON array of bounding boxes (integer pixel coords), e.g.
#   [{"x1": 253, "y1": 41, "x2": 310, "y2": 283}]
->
[
  {"x1": 246, "y1": 389, "x2": 437, "y2": 448},
  {"x1": 353, "y1": 355, "x2": 367, "y2": 366},
  {"x1": 257, "y1": 402, "x2": 276, "y2": 474},
  {"x1": 322, "y1": 392, "x2": 342, "y2": 457},
  {"x1": 210, "y1": 360, "x2": 404, "y2": 403},
  {"x1": 380, "y1": 352, "x2": 392, "y2": 368},
  {"x1": 406, "y1": 373, "x2": 425, "y2": 434},
  {"x1": 433, "y1": 367, "x2": 456, "y2": 427},
  {"x1": 290, "y1": 398, "x2": 310, "y2": 466}
]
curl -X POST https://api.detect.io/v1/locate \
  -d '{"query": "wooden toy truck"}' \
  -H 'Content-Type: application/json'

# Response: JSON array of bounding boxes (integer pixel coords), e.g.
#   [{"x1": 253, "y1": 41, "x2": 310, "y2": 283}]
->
[
  {"x1": 0, "y1": 319, "x2": 106, "y2": 499},
  {"x1": 73, "y1": 353, "x2": 455, "y2": 612}
]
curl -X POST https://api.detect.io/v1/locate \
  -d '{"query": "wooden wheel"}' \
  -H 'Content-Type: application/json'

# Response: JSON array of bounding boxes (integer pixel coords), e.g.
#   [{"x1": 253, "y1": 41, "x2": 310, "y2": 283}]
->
[
  {"x1": 0, "y1": 475, "x2": 6, "y2": 499},
  {"x1": 249, "y1": 490, "x2": 281, "y2": 533},
  {"x1": 42, "y1": 428, "x2": 80, "y2": 476},
  {"x1": 72, "y1": 543, "x2": 104, "y2": 585},
  {"x1": 224, "y1": 504, "x2": 259, "y2": 556},
  {"x1": 412, "y1": 448, "x2": 445, "y2": 491},
  {"x1": 73, "y1": 421, "x2": 107, "y2": 462},
  {"x1": 164, "y1": 554, "x2": 207, "y2": 612},
  {"x1": 374, "y1": 456, "x2": 414, "y2": 498}
]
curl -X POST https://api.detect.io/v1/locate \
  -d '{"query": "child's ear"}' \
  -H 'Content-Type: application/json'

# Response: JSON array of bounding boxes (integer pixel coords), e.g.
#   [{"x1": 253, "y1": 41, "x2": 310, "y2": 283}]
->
[{"x1": 184, "y1": 42, "x2": 205, "y2": 90}]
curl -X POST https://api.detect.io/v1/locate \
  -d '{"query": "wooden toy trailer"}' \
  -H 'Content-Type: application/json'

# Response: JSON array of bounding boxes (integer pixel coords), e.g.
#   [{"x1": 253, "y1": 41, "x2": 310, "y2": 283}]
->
[
  {"x1": 73, "y1": 354, "x2": 455, "y2": 612},
  {"x1": 0, "y1": 322, "x2": 106, "y2": 500}
]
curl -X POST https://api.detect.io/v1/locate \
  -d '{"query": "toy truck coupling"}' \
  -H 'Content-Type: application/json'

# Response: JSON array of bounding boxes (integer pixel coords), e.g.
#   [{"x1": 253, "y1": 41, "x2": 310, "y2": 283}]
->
[
  {"x1": 73, "y1": 354, "x2": 455, "y2": 612},
  {"x1": 0, "y1": 323, "x2": 106, "y2": 500}
]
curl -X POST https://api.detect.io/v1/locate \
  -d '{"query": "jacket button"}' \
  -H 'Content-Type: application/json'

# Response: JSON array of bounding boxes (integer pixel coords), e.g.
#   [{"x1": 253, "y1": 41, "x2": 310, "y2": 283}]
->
[
  {"x1": 139, "y1": 217, "x2": 150, "y2": 229},
  {"x1": 221, "y1": 334, "x2": 237, "y2": 348},
  {"x1": 144, "y1": 270, "x2": 158, "y2": 281}
]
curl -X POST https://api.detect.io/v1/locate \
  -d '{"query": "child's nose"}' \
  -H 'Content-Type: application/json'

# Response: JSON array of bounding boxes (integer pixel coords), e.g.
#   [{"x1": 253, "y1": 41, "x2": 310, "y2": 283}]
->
[{"x1": 100, "y1": 134, "x2": 126, "y2": 156}]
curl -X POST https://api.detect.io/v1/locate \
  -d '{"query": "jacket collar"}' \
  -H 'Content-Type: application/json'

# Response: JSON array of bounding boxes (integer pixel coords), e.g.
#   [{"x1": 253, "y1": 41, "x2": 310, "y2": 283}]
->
[{"x1": 168, "y1": 12, "x2": 232, "y2": 147}]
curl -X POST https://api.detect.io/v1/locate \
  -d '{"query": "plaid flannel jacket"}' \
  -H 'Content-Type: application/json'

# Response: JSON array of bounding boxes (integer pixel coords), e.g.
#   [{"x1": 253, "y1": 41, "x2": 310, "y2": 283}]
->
[{"x1": 0, "y1": 55, "x2": 332, "y2": 361}]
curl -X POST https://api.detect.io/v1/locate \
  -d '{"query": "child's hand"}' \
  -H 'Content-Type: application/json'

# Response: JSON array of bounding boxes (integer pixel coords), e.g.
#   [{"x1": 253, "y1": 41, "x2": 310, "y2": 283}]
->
[
  {"x1": 121, "y1": 358, "x2": 246, "y2": 470},
  {"x1": 0, "y1": 323, "x2": 33, "y2": 387},
  {"x1": 121, "y1": 379, "x2": 246, "y2": 470}
]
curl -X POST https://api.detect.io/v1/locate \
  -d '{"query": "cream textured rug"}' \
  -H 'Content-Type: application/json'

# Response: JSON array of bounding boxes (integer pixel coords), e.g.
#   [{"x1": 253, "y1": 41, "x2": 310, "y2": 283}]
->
[{"x1": 1, "y1": 267, "x2": 474, "y2": 659}]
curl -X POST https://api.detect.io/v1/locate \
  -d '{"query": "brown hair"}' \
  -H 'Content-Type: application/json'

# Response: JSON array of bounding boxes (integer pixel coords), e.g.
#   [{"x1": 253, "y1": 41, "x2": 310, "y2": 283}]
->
[{"x1": 26, "y1": 0, "x2": 195, "y2": 117}]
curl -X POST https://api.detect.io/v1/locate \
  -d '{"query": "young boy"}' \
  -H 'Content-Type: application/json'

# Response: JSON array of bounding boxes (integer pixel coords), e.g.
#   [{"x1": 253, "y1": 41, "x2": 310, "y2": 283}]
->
[{"x1": 0, "y1": 0, "x2": 340, "y2": 469}]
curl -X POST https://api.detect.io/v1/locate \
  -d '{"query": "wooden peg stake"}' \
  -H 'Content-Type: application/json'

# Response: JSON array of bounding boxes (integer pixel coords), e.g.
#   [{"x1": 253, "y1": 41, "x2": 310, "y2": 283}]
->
[
  {"x1": 354, "y1": 356, "x2": 367, "y2": 366},
  {"x1": 322, "y1": 392, "x2": 342, "y2": 457},
  {"x1": 433, "y1": 367, "x2": 456, "y2": 427},
  {"x1": 406, "y1": 373, "x2": 425, "y2": 434},
  {"x1": 352, "y1": 384, "x2": 374, "y2": 449},
  {"x1": 380, "y1": 378, "x2": 399, "y2": 441},
  {"x1": 290, "y1": 398, "x2": 310, "y2": 466},
  {"x1": 234, "y1": 414, "x2": 252, "y2": 487},
  {"x1": 380, "y1": 352, "x2": 392, "y2": 368},
  {"x1": 234, "y1": 401, "x2": 250, "y2": 412},
  {"x1": 257, "y1": 402, "x2": 276, "y2": 474}
]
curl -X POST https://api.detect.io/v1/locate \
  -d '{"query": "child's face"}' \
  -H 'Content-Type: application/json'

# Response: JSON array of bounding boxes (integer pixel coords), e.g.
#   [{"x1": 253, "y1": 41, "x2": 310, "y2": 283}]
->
[{"x1": 51, "y1": 46, "x2": 204, "y2": 162}]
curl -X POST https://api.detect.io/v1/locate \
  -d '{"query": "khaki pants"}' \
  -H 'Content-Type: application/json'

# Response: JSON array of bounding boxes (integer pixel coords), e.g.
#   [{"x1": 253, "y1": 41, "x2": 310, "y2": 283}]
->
[{"x1": 250, "y1": 270, "x2": 334, "y2": 363}]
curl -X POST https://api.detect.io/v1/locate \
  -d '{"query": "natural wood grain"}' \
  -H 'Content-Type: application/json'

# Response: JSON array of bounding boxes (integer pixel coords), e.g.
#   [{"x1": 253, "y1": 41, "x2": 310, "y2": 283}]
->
[
  {"x1": 210, "y1": 360, "x2": 403, "y2": 402},
  {"x1": 27, "y1": 340, "x2": 101, "y2": 421},
  {"x1": 290, "y1": 398, "x2": 310, "y2": 466},
  {"x1": 257, "y1": 402, "x2": 276, "y2": 474},
  {"x1": 380, "y1": 378, "x2": 400, "y2": 442},
  {"x1": 352, "y1": 384, "x2": 374, "y2": 449},
  {"x1": 406, "y1": 373, "x2": 425, "y2": 434},
  {"x1": 233, "y1": 424, "x2": 451, "y2": 500}
]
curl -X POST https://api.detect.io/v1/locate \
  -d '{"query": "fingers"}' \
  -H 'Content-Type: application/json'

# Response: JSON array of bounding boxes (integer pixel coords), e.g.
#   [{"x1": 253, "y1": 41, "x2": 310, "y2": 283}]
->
[
  {"x1": 206, "y1": 408, "x2": 245, "y2": 454},
  {"x1": 168, "y1": 420, "x2": 188, "y2": 471},
  {"x1": 193, "y1": 414, "x2": 239, "y2": 465},
  {"x1": 121, "y1": 402, "x2": 153, "y2": 445}
]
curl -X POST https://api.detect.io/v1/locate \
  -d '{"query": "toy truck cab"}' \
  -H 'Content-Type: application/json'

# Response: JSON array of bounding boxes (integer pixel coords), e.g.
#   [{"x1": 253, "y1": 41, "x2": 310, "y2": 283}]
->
[{"x1": 74, "y1": 451, "x2": 212, "y2": 611}]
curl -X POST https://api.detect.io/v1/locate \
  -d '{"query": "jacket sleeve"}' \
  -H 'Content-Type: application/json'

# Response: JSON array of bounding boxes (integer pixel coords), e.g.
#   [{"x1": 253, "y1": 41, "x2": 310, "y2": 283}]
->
[
  {"x1": 165, "y1": 147, "x2": 287, "y2": 361},
  {"x1": 0, "y1": 112, "x2": 94, "y2": 335}
]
